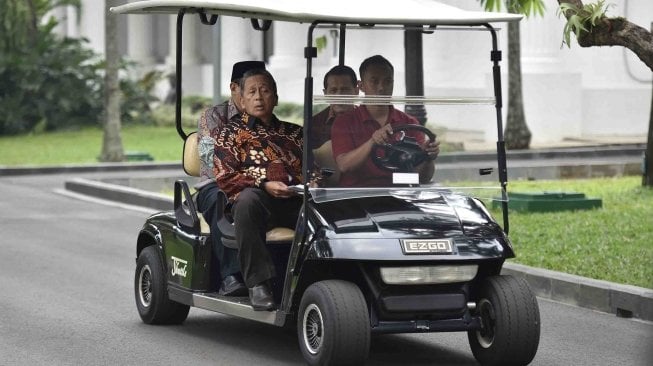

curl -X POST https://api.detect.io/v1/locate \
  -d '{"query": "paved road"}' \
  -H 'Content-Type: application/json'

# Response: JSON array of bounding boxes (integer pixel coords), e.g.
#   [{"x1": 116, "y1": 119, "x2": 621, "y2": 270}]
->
[{"x1": 1, "y1": 172, "x2": 651, "y2": 365}]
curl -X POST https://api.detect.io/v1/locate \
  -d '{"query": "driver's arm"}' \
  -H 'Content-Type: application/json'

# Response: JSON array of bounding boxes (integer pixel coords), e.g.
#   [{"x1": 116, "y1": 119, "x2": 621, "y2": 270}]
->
[
  {"x1": 416, "y1": 139, "x2": 440, "y2": 183},
  {"x1": 335, "y1": 124, "x2": 393, "y2": 173}
]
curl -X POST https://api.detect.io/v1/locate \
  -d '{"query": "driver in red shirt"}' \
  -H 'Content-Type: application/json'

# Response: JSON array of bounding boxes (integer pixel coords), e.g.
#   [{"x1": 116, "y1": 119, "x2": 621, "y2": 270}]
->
[{"x1": 331, "y1": 55, "x2": 440, "y2": 187}]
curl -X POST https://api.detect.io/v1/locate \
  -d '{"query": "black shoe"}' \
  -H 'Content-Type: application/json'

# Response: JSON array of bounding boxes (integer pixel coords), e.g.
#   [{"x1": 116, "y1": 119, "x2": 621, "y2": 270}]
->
[
  {"x1": 218, "y1": 275, "x2": 247, "y2": 296},
  {"x1": 249, "y1": 282, "x2": 275, "y2": 311}
]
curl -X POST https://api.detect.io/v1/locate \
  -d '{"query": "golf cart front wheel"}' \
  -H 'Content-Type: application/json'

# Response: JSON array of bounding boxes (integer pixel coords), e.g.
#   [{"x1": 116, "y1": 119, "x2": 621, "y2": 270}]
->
[
  {"x1": 135, "y1": 246, "x2": 190, "y2": 324},
  {"x1": 468, "y1": 275, "x2": 540, "y2": 366},
  {"x1": 297, "y1": 280, "x2": 370, "y2": 365}
]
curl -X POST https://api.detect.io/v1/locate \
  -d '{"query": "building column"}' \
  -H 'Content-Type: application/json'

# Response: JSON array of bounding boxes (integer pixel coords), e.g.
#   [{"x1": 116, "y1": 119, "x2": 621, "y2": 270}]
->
[
  {"x1": 167, "y1": 14, "x2": 201, "y2": 64},
  {"x1": 78, "y1": 1, "x2": 105, "y2": 55},
  {"x1": 267, "y1": 22, "x2": 307, "y2": 102},
  {"x1": 218, "y1": 18, "x2": 263, "y2": 95},
  {"x1": 127, "y1": 14, "x2": 156, "y2": 67},
  {"x1": 519, "y1": 12, "x2": 582, "y2": 143},
  {"x1": 167, "y1": 14, "x2": 204, "y2": 95}
]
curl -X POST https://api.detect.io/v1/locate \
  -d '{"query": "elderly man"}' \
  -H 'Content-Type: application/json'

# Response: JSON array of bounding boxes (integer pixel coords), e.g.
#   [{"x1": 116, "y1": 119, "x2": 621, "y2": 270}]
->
[
  {"x1": 196, "y1": 61, "x2": 265, "y2": 297},
  {"x1": 213, "y1": 69, "x2": 305, "y2": 311},
  {"x1": 331, "y1": 55, "x2": 440, "y2": 187}
]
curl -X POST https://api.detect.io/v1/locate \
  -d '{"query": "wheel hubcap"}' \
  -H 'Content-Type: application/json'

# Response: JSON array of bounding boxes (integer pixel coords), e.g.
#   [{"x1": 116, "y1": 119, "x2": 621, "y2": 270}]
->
[
  {"x1": 302, "y1": 304, "x2": 324, "y2": 355},
  {"x1": 475, "y1": 298, "x2": 496, "y2": 348},
  {"x1": 138, "y1": 264, "x2": 152, "y2": 308}
]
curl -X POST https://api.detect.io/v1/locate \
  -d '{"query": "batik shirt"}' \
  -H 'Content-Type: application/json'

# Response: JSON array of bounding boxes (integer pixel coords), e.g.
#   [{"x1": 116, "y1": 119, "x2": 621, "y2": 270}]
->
[
  {"x1": 213, "y1": 113, "x2": 304, "y2": 202},
  {"x1": 195, "y1": 99, "x2": 241, "y2": 189}
]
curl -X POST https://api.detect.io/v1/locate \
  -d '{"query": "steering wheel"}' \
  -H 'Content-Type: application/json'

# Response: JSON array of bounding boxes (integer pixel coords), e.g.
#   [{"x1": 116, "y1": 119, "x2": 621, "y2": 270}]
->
[{"x1": 371, "y1": 124, "x2": 436, "y2": 172}]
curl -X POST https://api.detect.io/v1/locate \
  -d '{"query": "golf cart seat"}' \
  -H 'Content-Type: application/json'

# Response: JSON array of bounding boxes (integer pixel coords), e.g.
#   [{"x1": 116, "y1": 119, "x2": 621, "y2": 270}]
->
[{"x1": 182, "y1": 131, "x2": 295, "y2": 243}]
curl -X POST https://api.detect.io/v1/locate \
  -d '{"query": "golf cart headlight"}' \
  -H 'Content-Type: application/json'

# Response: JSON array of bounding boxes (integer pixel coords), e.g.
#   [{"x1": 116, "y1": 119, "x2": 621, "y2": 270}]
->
[{"x1": 380, "y1": 265, "x2": 478, "y2": 285}]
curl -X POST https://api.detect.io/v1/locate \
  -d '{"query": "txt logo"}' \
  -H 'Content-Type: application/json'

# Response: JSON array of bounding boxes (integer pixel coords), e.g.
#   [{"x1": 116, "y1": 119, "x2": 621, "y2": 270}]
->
[{"x1": 171, "y1": 256, "x2": 188, "y2": 278}]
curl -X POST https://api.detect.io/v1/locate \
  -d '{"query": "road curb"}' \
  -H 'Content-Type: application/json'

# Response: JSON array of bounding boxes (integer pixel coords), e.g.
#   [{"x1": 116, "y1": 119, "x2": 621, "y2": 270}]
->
[
  {"x1": 64, "y1": 176, "x2": 653, "y2": 322},
  {"x1": 0, "y1": 162, "x2": 179, "y2": 176},
  {"x1": 64, "y1": 177, "x2": 173, "y2": 211},
  {"x1": 502, "y1": 262, "x2": 653, "y2": 321}
]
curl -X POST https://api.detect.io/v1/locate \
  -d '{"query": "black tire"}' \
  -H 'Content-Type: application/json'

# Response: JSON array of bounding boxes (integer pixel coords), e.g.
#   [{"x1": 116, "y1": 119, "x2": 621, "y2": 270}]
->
[
  {"x1": 135, "y1": 246, "x2": 190, "y2": 324},
  {"x1": 468, "y1": 275, "x2": 540, "y2": 366},
  {"x1": 297, "y1": 280, "x2": 370, "y2": 366}
]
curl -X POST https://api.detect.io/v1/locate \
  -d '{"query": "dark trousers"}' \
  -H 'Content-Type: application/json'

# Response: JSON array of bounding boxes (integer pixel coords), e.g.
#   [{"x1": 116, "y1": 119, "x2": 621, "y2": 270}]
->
[
  {"x1": 231, "y1": 188, "x2": 302, "y2": 288},
  {"x1": 196, "y1": 184, "x2": 240, "y2": 279}
]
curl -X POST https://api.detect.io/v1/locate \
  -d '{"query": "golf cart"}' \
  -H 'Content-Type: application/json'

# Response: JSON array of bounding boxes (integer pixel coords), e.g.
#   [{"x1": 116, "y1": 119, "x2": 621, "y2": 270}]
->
[{"x1": 112, "y1": 1, "x2": 540, "y2": 365}]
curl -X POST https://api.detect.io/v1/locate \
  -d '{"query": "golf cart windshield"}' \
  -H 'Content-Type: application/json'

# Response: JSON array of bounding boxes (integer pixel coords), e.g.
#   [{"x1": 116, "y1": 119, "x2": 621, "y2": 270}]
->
[{"x1": 305, "y1": 24, "x2": 505, "y2": 205}]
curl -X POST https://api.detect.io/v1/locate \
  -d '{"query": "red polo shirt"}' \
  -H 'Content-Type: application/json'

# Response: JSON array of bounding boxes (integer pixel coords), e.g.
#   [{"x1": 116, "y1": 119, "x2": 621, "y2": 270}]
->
[{"x1": 331, "y1": 105, "x2": 422, "y2": 187}]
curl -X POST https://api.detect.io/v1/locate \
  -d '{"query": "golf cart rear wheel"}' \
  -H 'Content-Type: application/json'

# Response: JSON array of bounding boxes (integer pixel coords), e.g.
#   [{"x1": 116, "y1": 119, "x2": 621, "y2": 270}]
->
[
  {"x1": 297, "y1": 280, "x2": 370, "y2": 366},
  {"x1": 135, "y1": 246, "x2": 190, "y2": 324},
  {"x1": 468, "y1": 275, "x2": 540, "y2": 366}
]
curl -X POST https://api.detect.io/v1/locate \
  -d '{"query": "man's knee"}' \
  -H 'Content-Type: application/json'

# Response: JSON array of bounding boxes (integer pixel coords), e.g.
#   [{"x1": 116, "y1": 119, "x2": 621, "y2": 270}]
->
[
  {"x1": 197, "y1": 185, "x2": 219, "y2": 213},
  {"x1": 232, "y1": 188, "x2": 268, "y2": 221}
]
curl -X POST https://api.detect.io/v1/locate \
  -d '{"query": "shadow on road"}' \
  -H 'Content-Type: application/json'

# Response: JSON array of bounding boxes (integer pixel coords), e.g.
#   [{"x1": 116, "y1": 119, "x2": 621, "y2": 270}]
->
[{"x1": 150, "y1": 311, "x2": 478, "y2": 365}]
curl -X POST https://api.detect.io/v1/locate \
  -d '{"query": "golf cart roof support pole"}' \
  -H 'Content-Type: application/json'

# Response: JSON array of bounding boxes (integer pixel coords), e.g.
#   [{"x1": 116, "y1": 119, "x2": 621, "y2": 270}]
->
[
  {"x1": 303, "y1": 22, "x2": 318, "y2": 196},
  {"x1": 290, "y1": 20, "x2": 318, "y2": 292},
  {"x1": 175, "y1": 8, "x2": 187, "y2": 140},
  {"x1": 484, "y1": 23, "x2": 510, "y2": 234},
  {"x1": 339, "y1": 23, "x2": 346, "y2": 65}
]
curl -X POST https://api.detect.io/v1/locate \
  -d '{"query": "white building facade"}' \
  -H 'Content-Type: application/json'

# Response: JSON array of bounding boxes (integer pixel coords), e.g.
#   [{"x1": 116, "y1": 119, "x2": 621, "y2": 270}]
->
[{"x1": 53, "y1": 0, "x2": 651, "y2": 146}]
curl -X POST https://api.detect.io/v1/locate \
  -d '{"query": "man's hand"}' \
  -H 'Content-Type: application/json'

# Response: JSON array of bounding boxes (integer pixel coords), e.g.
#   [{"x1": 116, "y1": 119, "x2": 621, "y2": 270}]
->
[
  {"x1": 370, "y1": 124, "x2": 394, "y2": 145},
  {"x1": 423, "y1": 139, "x2": 441, "y2": 161},
  {"x1": 262, "y1": 181, "x2": 297, "y2": 198}
]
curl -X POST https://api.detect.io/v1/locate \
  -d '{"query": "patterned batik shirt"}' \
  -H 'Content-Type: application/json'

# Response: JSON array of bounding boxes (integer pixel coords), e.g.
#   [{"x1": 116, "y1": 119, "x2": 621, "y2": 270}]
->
[
  {"x1": 213, "y1": 113, "x2": 304, "y2": 202},
  {"x1": 195, "y1": 99, "x2": 241, "y2": 189}
]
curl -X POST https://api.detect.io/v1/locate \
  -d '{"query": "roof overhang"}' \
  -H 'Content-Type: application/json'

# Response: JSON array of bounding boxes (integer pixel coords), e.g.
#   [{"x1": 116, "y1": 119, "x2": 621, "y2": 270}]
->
[{"x1": 111, "y1": 0, "x2": 522, "y2": 25}]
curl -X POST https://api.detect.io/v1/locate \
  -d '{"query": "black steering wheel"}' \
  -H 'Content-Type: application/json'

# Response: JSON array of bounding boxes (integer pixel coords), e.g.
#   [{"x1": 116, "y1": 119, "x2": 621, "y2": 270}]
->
[{"x1": 371, "y1": 124, "x2": 436, "y2": 172}]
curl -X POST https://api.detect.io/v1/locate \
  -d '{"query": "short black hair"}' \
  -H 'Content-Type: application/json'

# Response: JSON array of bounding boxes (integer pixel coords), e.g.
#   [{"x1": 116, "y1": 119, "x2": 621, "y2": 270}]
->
[
  {"x1": 323, "y1": 65, "x2": 357, "y2": 89},
  {"x1": 359, "y1": 55, "x2": 394, "y2": 79},
  {"x1": 239, "y1": 69, "x2": 278, "y2": 97}
]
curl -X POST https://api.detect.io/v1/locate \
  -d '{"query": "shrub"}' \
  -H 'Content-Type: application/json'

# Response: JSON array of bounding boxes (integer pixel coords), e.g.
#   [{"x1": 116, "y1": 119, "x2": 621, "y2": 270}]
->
[
  {"x1": 0, "y1": 18, "x2": 104, "y2": 135},
  {"x1": 118, "y1": 68, "x2": 164, "y2": 126},
  {"x1": 0, "y1": 1, "x2": 161, "y2": 135}
]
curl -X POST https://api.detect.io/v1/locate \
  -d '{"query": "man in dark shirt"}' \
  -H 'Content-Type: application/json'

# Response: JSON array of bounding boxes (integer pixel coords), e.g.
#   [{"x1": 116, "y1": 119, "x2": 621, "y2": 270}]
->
[
  {"x1": 196, "y1": 61, "x2": 265, "y2": 297},
  {"x1": 310, "y1": 65, "x2": 358, "y2": 186},
  {"x1": 213, "y1": 69, "x2": 306, "y2": 311},
  {"x1": 309, "y1": 65, "x2": 359, "y2": 148}
]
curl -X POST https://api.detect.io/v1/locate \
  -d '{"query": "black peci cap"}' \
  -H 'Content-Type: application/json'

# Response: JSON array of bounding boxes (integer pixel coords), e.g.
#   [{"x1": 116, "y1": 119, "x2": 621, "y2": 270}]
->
[{"x1": 231, "y1": 61, "x2": 266, "y2": 82}]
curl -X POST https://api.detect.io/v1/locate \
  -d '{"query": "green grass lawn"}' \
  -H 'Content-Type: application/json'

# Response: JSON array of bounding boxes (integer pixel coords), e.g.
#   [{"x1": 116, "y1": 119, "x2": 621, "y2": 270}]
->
[
  {"x1": 0, "y1": 125, "x2": 181, "y2": 166},
  {"x1": 499, "y1": 176, "x2": 652, "y2": 289},
  {"x1": 1, "y1": 127, "x2": 651, "y2": 288}
]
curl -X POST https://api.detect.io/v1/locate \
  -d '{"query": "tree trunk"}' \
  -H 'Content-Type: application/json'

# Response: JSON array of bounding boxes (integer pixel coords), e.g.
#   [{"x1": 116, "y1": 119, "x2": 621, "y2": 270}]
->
[
  {"x1": 504, "y1": 11, "x2": 531, "y2": 150},
  {"x1": 100, "y1": 0, "x2": 124, "y2": 162},
  {"x1": 645, "y1": 76, "x2": 653, "y2": 187}
]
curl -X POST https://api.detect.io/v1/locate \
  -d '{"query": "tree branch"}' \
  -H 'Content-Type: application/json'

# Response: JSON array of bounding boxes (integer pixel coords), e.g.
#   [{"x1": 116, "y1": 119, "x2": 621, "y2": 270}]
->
[{"x1": 557, "y1": 0, "x2": 653, "y2": 71}]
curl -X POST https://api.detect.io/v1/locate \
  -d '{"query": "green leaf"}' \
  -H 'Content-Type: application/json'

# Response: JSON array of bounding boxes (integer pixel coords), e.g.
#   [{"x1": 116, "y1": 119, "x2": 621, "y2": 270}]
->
[
  {"x1": 315, "y1": 35, "x2": 327, "y2": 52},
  {"x1": 481, "y1": 0, "x2": 545, "y2": 17}
]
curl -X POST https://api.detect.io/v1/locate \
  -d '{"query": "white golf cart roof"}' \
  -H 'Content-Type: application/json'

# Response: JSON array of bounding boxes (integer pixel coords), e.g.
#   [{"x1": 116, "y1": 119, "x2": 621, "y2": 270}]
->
[{"x1": 111, "y1": 0, "x2": 522, "y2": 25}]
